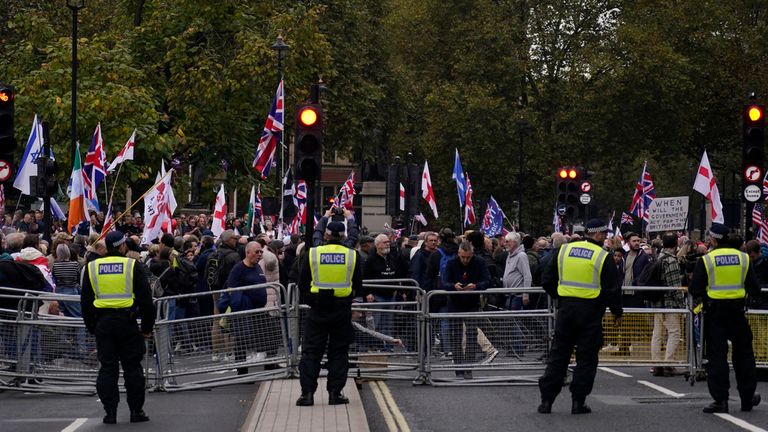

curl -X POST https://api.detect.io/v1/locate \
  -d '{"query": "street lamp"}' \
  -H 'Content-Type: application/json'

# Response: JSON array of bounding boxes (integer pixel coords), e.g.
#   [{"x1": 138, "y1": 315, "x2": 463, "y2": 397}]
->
[
  {"x1": 271, "y1": 29, "x2": 290, "y2": 81},
  {"x1": 67, "y1": 0, "x2": 85, "y2": 163}
]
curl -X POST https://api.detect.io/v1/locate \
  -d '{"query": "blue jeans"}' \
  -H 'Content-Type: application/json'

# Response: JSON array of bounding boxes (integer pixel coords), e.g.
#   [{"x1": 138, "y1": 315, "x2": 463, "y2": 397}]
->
[
  {"x1": 372, "y1": 294, "x2": 396, "y2": 350},
  {"x1": 56, "y1": 287, "x2": 89, "y2": 356}
]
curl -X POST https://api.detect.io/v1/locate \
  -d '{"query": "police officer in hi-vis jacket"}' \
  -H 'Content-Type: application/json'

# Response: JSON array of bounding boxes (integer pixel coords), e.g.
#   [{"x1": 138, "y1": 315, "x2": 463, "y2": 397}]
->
[
  {"x1": 81, "y1": 231, "x2": 155, "y2": 424},
  {"x1": 296, "y1": 221, "x2": 362, "y2": 407},
  {"x1": 689, "y1": 223, "x2": 761, "y2": 414},
  {"x1": 537, "y1": 219, "x2": 623, "y2": 415}
]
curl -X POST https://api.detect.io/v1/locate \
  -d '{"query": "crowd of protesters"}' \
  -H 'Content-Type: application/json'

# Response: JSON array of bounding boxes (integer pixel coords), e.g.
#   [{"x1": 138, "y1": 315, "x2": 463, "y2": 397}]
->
[{"x1": 2, "y1": 203, "x2": 768, "y2": 378}]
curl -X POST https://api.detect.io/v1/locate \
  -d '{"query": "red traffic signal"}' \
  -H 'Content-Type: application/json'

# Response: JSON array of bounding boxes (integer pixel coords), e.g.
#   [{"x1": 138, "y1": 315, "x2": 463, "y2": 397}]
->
[
  {"x1": 298, "y1": 106, "x2": 319, "y2": 127},
  {"x1": 557, "y1": 167, "x2": 578, "y2": 179}
]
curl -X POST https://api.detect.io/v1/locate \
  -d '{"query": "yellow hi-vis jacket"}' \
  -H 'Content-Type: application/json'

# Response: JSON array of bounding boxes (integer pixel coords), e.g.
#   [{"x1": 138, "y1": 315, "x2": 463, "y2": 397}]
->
[
  {"x1": 702, "y1": 248, "x2": 748, "y2": 299},
  {"x1": 88, "y1": 256, "x2": 136, "y2": 308},
  {"x1": 557, "y1": 241, "x2": 607, "y2": 299},
  {"x1": 309, "y1": 244, "x2": 356, "y2": 298}
]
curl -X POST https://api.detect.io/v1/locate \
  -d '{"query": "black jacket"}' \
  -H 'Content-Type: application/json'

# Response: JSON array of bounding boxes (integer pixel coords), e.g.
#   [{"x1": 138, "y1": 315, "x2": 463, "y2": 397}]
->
[
  {"x1": 425, "y1": 241, "x2": 459, "y2": 292},
  {"x1": 363, "y1": 250, "x2": 405, "y2": 297},
  {"x1": 80, "y1": 252, "x2": 156, "y2": 335},
  {"x1": 215, "y1": 244, "x2": 241, "y2": 289},
  {"x1": 440, "y1": 255, "x2": 490, "y2": 311}
]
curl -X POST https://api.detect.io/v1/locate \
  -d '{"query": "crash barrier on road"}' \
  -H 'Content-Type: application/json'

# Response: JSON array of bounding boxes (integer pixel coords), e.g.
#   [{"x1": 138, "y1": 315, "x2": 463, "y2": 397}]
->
[
  {"x1": 422, "y1": 288, "x2": 553, "y2": 386},
  {"x1": 598, "y1": 286, "x2": 694, "y2": 376},
  {"x1": 151, "y1": 283, "x2": 290, "y2": 392},
  {"x1": 5, "y1": 282, "x2": 768, "y2": 393}
]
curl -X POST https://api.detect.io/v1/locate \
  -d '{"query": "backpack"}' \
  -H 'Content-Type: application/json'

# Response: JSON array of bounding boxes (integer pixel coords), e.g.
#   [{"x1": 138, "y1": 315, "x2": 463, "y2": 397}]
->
[
  {"x1": 174, "y1": 256, "x2": 198, "y2": 294},
  {"x1": 637, "y1": 257, "x2": 666, "y2": 302},
  {"x1": 437, "y1": 248, "x2": 456, "y2": 284},
  {"x1": 204, "y1": 256, "x2": 220, "y2": 291},
  {"x1": 149, "y1": 267, "x2": 171, "y2": 298}
]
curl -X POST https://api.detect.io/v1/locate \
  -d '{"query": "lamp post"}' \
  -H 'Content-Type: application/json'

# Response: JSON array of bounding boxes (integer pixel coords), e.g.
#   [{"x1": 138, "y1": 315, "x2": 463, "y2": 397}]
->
[
  {"x1": 271, "y1": 30, "x2": 290, "y2": 220},
  {"x1": 67, "y1": 0, "x2": 85, "y2": 163}
]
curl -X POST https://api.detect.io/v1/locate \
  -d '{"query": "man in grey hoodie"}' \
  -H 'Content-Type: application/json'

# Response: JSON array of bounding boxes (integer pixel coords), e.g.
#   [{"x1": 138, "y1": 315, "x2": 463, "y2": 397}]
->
[{"x1": 503, "y1": 232, "x2": 532, "y2": 357}]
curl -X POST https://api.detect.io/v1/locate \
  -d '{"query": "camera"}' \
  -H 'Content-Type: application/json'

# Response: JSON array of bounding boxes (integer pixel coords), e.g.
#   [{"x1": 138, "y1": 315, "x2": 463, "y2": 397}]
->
[{"x1": 331, "y1": 206, "x2": 345, "y2": 222}]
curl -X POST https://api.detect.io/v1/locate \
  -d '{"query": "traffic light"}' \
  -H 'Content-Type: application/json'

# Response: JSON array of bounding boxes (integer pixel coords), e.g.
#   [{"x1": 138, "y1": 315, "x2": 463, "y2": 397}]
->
[
  {"x1": 0, "y1": 84, "x2": 15, "y2": 158},
  {"x1": 555, "y1": 166, "x2": 580, "y2": 219},
  {"x1": 743, "y1": 102, "x2": 765, "y2": 186},
  {"x1": 294, "y1": 102, "x2": 323, "y2": 182}
]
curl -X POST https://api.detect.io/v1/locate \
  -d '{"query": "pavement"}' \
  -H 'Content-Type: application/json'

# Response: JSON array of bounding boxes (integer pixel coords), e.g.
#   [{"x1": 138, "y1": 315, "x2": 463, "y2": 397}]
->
[{"x1": 241, "y1": 377, "x2": 368, "y2": 432}]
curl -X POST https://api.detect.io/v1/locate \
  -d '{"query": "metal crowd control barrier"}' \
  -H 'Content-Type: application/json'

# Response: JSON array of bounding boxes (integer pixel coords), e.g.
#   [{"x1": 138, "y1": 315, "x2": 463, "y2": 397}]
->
[
  {"x1": 289, "y1": 279, "x2": 425, "y2": 382},
  {"x1": 599, "y1": 286, "x2": 694, "y2": 378},
  {"x1": 0, "y1": 287, "x2": 100, "y2": 395},
  {"x1": 422, "y1": 288, "x2": 553, "y2": 386},
  {"x1": 748, "y1": 288, "x2": 768, "y2": 370},
  {"x1": 151, "y1": 283, "x2": 290, "y2": 392}
]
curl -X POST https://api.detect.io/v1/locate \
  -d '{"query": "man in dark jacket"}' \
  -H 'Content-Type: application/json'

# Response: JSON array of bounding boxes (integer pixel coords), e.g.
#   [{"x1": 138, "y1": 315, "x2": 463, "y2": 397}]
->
[
  {"x1": 410, "y1": 232, "x2": 438, "y2": 290},
  {"x1": 215, "y1": 230, "x2": 242, "y2": 291},
  {"x1": 363, "y1": 233, "x2": 405, "y2": 349},
  {"x1": 441, "y1": 241, "x2": 490, "y2": 379}
]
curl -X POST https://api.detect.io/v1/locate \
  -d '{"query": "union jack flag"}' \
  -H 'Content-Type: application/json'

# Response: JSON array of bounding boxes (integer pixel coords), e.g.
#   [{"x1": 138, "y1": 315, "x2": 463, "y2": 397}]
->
[
  {"x1": 480, "y1": 195, "x2": 503, "y2": 236},
  {"x1": 621, "y1": 212, "x2": 634, "y2": 225},
  {"x1": 252, "y1": 80, "x2": 284, "y2": 179},
  {"x1": 254, "y1": 184, "x2": 262, "y2": 218},
  {"x1": 337, "y1": 171, "x2": 356, "y2": 210},
  {"x1": 83, "y1": 123, "x2": 107, "y2": 211},
  {"x1": 295, "y1": 180, "x2": 307, "y2": 204},
  {"x1": 463, "y1": 173, "x2": 476, "y2": 227},
  {"x1": 629, "y1": 162, "x2": 655, "y2": 222}
]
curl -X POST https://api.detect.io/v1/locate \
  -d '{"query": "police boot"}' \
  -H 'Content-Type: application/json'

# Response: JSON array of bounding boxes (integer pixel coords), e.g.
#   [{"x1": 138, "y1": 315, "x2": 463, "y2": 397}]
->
[
  {"x1": 537, "y1": 400, "x2": 553, "y2": 414},
  {"x1": 130, "y1": 409, "x2": 149, "y2": 422},
  {"x1": 571, "y1": 400, "x2": 592, "y2": 415},
  {"x1": 102, "y1": 407, "x2": 117, "y2": 424},
  {"x1": 296, "y1": 392, "x2": 314, "y2": 406},
  {"x1": 328, "y1": 391, "x2": 350, "y2": 405},
  {"x1": 703, "y1": 400, "x2": 728, "y2": 413},
  {"x1": 742, "y1": 394, "x2": 761, "y2": 412}
]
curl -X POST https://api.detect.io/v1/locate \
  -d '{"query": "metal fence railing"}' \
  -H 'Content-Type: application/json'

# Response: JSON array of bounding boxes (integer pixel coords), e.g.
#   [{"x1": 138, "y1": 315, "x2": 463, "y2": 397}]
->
[{"x1": 2, "y1": 282, "x2": 768, "y2": 393}]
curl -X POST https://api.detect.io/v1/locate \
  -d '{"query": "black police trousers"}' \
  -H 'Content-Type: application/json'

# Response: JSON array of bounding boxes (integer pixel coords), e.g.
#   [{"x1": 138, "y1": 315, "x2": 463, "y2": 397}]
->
[
  {"x1": 705, "y1": 302, "x2": 757, "y2": 403},
  {"x1": 539, "y1": 299, "x2": 603, "y2": 403},
  {"x1": 299, "y1": 302, "x2": 353, "y2": 394},
  {"x1": 94, "y1": 313, "x2": 146, "y2": 411}
]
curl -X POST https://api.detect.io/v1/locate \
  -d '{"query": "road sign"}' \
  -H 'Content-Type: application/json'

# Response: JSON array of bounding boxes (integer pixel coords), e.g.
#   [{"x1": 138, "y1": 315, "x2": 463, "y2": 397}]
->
[
  {"x1": 0, "y1": 160, "x2": 10, "y2": 181},
  {"x1": 557, "y1": 203, "x2": 566, "y2": 216},
  {"x1": 580, "y1": 181, "x2": 592, "y2": 193},
  {"x1": 744, "y1": 184, "x2": 762, "y2": 202},
  {"x1": 745, "y1": 165, "x2": 762, "y2": 183},
  {"x1": 579, "y1": 193, "x2": 592, "y2": 205}
]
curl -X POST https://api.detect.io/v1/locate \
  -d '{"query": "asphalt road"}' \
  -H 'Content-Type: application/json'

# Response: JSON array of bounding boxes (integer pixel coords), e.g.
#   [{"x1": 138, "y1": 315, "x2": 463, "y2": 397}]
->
[
  {"x1": 360, "y1": 367, "x2": 768, "y2": 432},
  {"x1": 0, "y1": 381, "x2": 257, "y2": 432}
]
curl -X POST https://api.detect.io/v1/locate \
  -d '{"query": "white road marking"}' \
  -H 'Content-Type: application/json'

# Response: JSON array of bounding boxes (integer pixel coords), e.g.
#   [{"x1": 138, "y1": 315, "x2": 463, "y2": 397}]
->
[
  {"x1": 61, "y1": 418, "x2": 88, "y2": 432},
  {"x1": 636, "y1": 380, "x2": 685, "y2": 398},
  {"x1": 599, "y1": 367, "x2": 632, "y2": 378},
  {"x1": 714, "y1": 414, "x2": 768, "y2": 432}
]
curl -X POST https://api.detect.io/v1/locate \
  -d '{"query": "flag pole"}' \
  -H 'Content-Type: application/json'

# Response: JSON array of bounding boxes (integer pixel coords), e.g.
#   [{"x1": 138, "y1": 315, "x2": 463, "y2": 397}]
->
[
  {"x1": 89, "y1": 169, "x2": 173, "y2": 248},
  {"x1": 100, "y1": 162, "x2": 125, "y2": 236}
]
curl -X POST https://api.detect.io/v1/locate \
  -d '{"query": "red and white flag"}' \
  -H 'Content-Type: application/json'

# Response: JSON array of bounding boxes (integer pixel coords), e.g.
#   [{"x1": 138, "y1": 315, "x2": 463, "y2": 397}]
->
[
  {"x1": 399, "y1": 183, "x2": 405, "y2": 211},
  {"x1": 421, "y1": 161, "x2": 438, "y2": 218},
  {"x1": 212, "y1": 184, "x2": 227, "y2": 240},
  {"x1": 693, "y1": 150, "x2": 724, "y2": 224},
  {"x1": 140, "y1": 169, "x2": 174, "y2": 245},
  {"x1": 107, "y1": 129, "x2": 136, "y2": 172},
  {"x1": 414, "y1": 212, "x2": 428, "y2": 226},
  {"x1": 463, "y1": 173, "x2": 476, "y2": 226}
]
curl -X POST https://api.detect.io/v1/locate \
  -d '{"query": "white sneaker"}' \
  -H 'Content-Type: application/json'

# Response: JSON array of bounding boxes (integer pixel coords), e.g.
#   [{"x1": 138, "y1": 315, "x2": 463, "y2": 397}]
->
[
  {"x1": 255, "y1": 352, "x2": 267, "y2": 361},
  {"x1": 601, "y1": 344, "x2": 620, "y2": 353},
  {"x1": 481, "y1": 349, "x2": 499, "y2": 365}
]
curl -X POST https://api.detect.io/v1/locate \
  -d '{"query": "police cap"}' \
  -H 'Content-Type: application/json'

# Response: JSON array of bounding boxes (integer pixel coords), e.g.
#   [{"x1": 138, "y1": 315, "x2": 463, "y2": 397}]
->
[
  {"x1": 105, "y1": 231, "x2": 127, "y2": 249},
  {"x1": 585, "y1": 218, "x2": 609, "y2": 234},
  {"x1": 709, "y1": 222, "x2": 729, "y2": 240},
  {"x1": 326, "y1": 221, "x2": 346, "y2": 236}
]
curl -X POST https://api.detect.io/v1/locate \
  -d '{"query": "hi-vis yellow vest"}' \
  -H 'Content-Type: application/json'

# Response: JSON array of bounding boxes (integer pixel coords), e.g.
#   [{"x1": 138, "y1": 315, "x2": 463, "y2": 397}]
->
[
  {"x1": 88, "y1": 256, "x2": 136, "y2": 308},
  {"x1": 557, "y1": 241, "x2": 607, "y2": 299},
  {"x1": 702, "y1": 248, "x2": 748, "y2": 300},
  {"x1": 309, "y1": 244, "x2": 356, "y2": 298}
]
